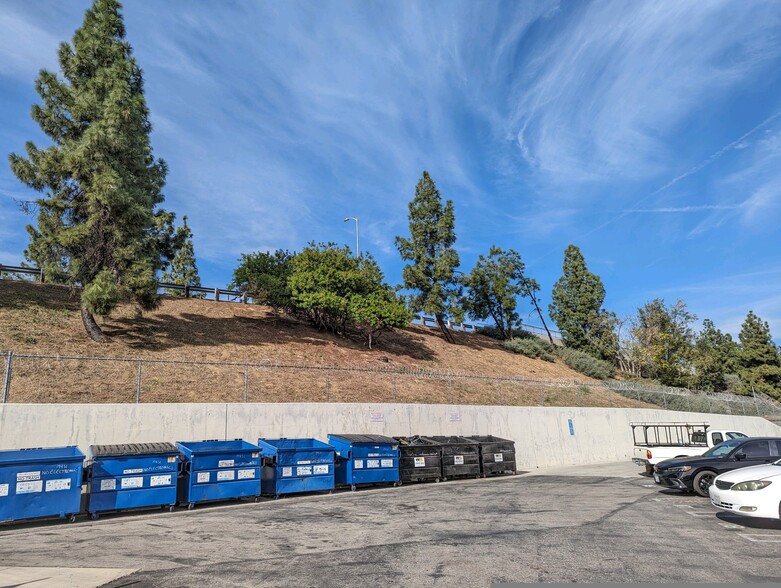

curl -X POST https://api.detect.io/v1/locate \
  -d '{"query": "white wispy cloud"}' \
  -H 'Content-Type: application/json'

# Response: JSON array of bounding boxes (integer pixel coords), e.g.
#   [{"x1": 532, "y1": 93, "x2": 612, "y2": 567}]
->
[{"x1": 510, "y1": 1, "x2": 781, "y2": 183}]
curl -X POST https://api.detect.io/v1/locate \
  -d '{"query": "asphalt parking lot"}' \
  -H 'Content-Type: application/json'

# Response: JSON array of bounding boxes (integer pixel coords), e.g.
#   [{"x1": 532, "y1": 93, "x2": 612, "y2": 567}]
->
[{"x1": 2, "y1": 462, "x2": 781, "y2": 587}]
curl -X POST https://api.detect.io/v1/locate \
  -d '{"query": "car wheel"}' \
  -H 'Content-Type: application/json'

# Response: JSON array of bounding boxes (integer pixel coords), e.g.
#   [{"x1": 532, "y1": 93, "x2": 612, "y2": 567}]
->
[{"x1": 693, "y1": 470, "x2": 716, "y2": 497}]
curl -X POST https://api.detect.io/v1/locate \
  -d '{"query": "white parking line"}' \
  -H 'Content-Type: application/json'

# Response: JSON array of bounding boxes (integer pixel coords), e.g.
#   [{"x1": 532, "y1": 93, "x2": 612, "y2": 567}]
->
[{"x1": 738, "y1": 533, "x2": 781, "y2": 543}]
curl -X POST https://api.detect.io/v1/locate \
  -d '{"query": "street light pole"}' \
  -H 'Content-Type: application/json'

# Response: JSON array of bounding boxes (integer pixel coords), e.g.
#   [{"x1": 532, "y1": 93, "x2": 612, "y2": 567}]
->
[{"x1": 344, "y1": 216, "x2": 359, "y2": 257}]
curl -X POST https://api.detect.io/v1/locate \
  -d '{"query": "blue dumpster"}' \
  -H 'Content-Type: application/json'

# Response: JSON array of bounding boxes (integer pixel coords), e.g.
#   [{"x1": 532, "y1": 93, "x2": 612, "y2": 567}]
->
[
  {"x1": 328, "y1": 434, "x2": 400, "y2": 491},
  {"x1": 87, "y1": 443, "x2": 179, "y2": 519},
  {"x1": 0, "y1": 446, "x2": 85, "y2": 523},
  {"x1": 257, "y1": 438, "x2": 335, "y2": 498},
  {"x1": 176, "y1": 440, "x2": 261, "y2": 508}
]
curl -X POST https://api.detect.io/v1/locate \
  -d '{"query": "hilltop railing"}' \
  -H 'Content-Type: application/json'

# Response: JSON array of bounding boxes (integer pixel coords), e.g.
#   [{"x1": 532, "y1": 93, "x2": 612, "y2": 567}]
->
[{"x1": 0, "y1": 263, "x2": 561, "y2": 340}]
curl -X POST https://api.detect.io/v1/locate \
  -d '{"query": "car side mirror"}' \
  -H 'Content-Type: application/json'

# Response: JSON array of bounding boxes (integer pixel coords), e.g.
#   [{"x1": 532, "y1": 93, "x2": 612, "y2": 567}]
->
[{"x1": 734, "y1": 453, "x2": 746, "y2": 461}]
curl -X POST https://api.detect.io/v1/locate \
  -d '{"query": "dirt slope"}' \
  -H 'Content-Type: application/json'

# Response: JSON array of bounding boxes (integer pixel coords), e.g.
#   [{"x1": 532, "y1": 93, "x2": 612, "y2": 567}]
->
[{"x1": 0, "y1": 280, "x2": 651, "y2": 408}]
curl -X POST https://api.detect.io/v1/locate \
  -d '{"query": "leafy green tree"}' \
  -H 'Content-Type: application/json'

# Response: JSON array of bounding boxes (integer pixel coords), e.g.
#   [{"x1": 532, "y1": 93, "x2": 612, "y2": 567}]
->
[
  {"x1": 738, "y1": 311, "x2": 781, "y2": 398},
  {"x1": 691, "y1": 319, "x2": 737, "y2": 392},
  {"x1": 230, "y1": 249, "x2": 294, "y2": 310},
  {"x1": 8, "y1": 0, "x2": 179, "y2": 342},
  {"x1": 548, "y1": 245, "x2": 610, "y2": 356},
  {"x1": 461, "y1": 246, "x2": 539, "y2": 341},
  {"x1": 288, "y1": 243, "x2": 409, "y2": 347},
  {"x1": 161, "y1": 216, "x2": 201, "y2": 296},
  {"x1": 630, "y1": 298, "x2": 696, "y2": 386},
  {"x1": 395, "y1": 171, "x2": 460, "y2": 343}
]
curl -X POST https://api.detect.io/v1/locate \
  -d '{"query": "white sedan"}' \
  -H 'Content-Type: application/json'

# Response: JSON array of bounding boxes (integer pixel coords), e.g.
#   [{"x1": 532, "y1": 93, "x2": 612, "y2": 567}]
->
[{"x1": 709, "y1": 461, "x2": 781, "y2": 519}]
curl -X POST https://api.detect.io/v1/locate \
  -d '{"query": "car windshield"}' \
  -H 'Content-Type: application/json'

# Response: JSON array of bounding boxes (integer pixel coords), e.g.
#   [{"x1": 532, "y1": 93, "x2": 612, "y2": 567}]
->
[
  {"x1": 703, "y1": 438, "x2": 744, "y2": 458},
  {"x1": 726, "y1": 432, "x2": 747, "y2": 439}
]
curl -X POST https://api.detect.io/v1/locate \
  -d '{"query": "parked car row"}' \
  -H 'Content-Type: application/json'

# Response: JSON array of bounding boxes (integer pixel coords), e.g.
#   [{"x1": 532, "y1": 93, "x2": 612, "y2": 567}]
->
[
  {"x1": 650, "y1": 434, "x2": 781, "y2": 521},
  {"x1": 0, "y1": 433, "x2": 517, "y2": 525}
]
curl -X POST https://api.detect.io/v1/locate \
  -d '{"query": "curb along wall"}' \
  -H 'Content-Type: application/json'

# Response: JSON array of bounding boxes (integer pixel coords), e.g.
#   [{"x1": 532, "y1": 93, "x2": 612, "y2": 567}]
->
[{"x1": 1, "y1": 403, "x2": 779, "y2": 470}]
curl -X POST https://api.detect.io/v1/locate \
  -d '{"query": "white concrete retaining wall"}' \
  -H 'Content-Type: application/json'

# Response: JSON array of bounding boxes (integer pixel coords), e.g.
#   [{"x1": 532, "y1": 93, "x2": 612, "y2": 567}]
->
[{"x1": 1, "y1": 403, "x2": 779, "y2": 469}]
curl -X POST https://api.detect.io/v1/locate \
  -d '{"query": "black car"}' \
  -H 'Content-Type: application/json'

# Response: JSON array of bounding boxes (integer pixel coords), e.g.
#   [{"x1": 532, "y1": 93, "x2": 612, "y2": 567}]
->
[{"x1": 654, "y1": 437, "x2": 781, "y2": 497}]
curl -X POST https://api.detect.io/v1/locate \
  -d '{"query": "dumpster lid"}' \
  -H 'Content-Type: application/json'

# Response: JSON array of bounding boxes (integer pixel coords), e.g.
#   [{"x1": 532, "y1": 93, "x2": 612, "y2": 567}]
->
[
  {"x1": 394, "y1": 436, "x2": 440, "y2": 446},
  {"x1": 329, "y1": 434, "x2": 398, "y2": 444},
  {"x1": 90, "y1": 442, "x2": 179, "y2": 457},
  {"x1": 426, "y1": 435, "x2": 477, "y2": 444},
  {"x1": 465, "y1": 435, "x2": 514, "y2": 444}
]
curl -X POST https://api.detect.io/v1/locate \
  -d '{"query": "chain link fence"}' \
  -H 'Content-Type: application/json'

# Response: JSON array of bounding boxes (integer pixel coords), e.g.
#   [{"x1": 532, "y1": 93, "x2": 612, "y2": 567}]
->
[{"x1": 2, "y1": 351, "x2": 780, "y2": 418}]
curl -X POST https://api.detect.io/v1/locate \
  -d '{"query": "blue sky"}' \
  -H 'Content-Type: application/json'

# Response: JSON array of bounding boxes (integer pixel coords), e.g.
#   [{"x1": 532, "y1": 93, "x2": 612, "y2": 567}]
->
[{"x1": 1, "y1": 1, "x2": 781, "y2": 339}]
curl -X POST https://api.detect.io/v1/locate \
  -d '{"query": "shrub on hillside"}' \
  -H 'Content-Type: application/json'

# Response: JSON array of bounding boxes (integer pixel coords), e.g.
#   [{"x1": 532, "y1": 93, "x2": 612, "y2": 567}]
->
[
  {"x1": 556, "y1": 347, "x2": 615, "y2": 380},
  {"x1": 478, "y1": 325, "x2": 538, "y2": 341},
  {"x1": 502, "y1": 337, "x2": 555, "y2": 362}
]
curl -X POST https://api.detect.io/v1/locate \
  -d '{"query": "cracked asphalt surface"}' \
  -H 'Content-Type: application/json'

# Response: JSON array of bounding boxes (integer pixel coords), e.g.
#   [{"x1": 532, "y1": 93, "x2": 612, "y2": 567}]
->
[{"x1": 2, "y1": 462, "x2": 781, "y2": 586}]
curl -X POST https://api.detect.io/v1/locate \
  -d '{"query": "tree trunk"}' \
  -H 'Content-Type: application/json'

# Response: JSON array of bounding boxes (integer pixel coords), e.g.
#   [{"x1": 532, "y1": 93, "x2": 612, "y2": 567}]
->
[
  {"x1": 81, "y1": 309, "x2": 109, "y2": 343},
  {"x1": 435, "y1": 314, "x2": 456, "y2": 344},
  {"x1": 523, "y1": 280, "x2": 555, "y2": 345}
]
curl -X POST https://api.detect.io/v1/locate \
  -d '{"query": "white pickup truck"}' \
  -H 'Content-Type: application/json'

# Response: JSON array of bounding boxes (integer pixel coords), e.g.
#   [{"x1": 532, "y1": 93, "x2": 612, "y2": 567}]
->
[{"x1": 631, "y1": 422, "x2": 747, "y2": 474}]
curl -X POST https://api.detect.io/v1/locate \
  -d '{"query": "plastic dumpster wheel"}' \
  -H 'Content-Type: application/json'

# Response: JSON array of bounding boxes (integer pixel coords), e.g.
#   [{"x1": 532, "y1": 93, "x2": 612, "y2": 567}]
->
[
  {"x1": 274, "y1": 494, "x2": 280, "y2": 500},
  {"x1": 435, "y1": 478, "x2": 440, "y2": 483},
  {"x1": 328, "y1": 490, "x2": 333, "y2": 495},
  {"x1": 69, "y1": 514, "x2": 77, "y2": 523},
  {"x1": 350, "y1": 484, "x2": 357, "y2": 492},
  {"x1": 394, "y1": 481, "x2": 401, "y2": 487},
  {"x1": 89, "y1": 513, "x2": 99, "y2": 521},
  {"x1": 168, "y1": 505, "x2": 176, "y2": 512},
  {"x1": 442, "y1": 477, "x2": 448, "y2": 482},
  {"x1": 187, "y1": 503, "x2": 195, "y2": 511}
]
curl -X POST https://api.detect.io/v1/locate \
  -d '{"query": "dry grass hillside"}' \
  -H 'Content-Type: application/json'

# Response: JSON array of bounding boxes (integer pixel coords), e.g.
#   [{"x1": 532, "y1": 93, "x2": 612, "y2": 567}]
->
[{"x1": 0, "y1": 280, "x2": 652, "y2": 408}]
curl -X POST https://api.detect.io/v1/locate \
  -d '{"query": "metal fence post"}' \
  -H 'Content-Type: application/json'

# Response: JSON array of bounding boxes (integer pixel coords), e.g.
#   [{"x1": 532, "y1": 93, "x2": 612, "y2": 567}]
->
[
  {"x1": 244, "y1": 365, "x2": 249, "y2": 403},
  {"x1": 752, "y1": 385, "x2": 759, "y2": 416},
  {"x1": 2, "y1": 351, "x2": 13, "y2": 403},
  {"x1": 136, "y1": 360, "x2": 142, "y2": 404},
  {"x1": 392, "y1": 373, "x2": 397, "y2": 402},
  {"x1": 449, "y1": 378, "x2": 454, "y2": 404},
  {"x1": 662, "y1": 392, "x2": 668, "y2": 409},
  {"x1": 326, "y1": 369, "x2": 331, "y2": 401}
]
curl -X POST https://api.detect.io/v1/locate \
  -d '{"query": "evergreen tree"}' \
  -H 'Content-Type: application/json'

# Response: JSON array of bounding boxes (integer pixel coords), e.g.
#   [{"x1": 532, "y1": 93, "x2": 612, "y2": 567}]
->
[
  {"x1": 738, "y1": 311, "x2": 781, "y2": 398},
  {"x1": 8, "y1": 0, "x2": 178, "y2": 342},
  {"x1": 461, "y1": 246, "x2": 539, "y2": 341},
  {"x1": 229, "y1": 249, "x2": 294, "y2": 310},
  {"x1": 692, "y1": 319, "x2": 737, "y2": 392},
  {"x1": 630, "y1": 298, "x2": 696, "y2": 386},
  {"x1": 288, "y1": 243, "x2": 410, "y2": 348},
  {"x1": 161, "y1": 216, "x2": 201, "y2": 296},
  {"x1": 548, "y1": 245, "x2": 608, "y2": 355},
  {"x1": 395, "y1": 171, "x2": 460, "y2": 344}
]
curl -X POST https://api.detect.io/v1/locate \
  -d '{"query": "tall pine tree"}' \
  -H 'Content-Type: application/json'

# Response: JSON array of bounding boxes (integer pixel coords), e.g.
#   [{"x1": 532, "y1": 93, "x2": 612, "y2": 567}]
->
[
  {"x1": 395, "y1": 171, "x2": 460, "y2": 343},
  {"x1": 548, "y1": 245, "x2": 608, "y2": 355},
  {"x1": 738, "y1": 311, "x2": 781, "y2": 398},
  {"x1": 9, "y1": 0, "x2": 178, "y2": 342},
  {"x1": 161, "y1": 216, "x2": 201, "y2": 296}
]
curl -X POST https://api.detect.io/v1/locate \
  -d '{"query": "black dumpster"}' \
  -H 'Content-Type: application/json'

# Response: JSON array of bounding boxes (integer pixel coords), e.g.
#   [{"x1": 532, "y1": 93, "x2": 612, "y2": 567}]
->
[
  {"x1": 426, "y1": 436, "x2": 480, "y2": 480},
  {"x1": 467, "y1": 435, "x2": 517, "y2": 476},
  {"x1": 394, "y1": 436, "x2": 442, "y2": 484}
]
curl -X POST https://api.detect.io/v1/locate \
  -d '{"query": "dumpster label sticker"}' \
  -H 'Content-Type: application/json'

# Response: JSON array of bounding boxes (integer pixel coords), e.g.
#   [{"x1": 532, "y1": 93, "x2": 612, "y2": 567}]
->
[
  {"x1": 414, "y1": 457, "x2": 426, "y2": 468},
  {"x1": 367, "y1": 459, "x2": 380, "y2": 468},
  {"x1": 150, "y1": 475, "x2": 172, "y2": 487},
  {"x1": 217, "y1": 470, "x2": 235, "y2": 481},
  {"x1": 368, "y1": 453, "x2": 380, "y2": 457},
  {"x1": 454, "y1": 455, "x2": 464, "y2": 465},
  {"x1": 197, "y1": 472, "x2": 210, "y2": 483},
  {"x1": 123, "y1": 468, "x2": 143, "y2": 475},
  {"x1": 0, "y1": 484, "x2": 8, "y2": 497},
  {"x1": 121, "y1": 477, "x2": 143, "y2": 489},
  {"x1": 16, "y1": 471, "x2": 40, "y2": 482},
  {"x1": 16, "y1": 480, "x2": 43, "y2": 494},
  {"x1": 494, "y1": 453, "x2": 504, "y2": 462},
  {"x1": 297, "y1": 460, "x2": 311, "y2": 465},
  {"x1": 218, "y1": 459, "x2": 235, "y2": 468},
  {"x1": 168, "y1": 456, "x2": 177, "y2": 463},
  {"x1": 238, "y1": 469, "x2": 255, "y2": 479},
  {"x1": 251, "y1": 452, "x2": 259, "y2": 458},
  {"x1": 297, "y1": 466, "x2": 312, "y2": 476},
  {"x1": 45, "y1": 478, "x2": 71, "y2": 492},
  {"x1": 282, "y1": 467, "x2": 293, "y2": 477},
  {"x1": 354, "y1": 460, "x2": 364, "y2": 469},
  {"x1": 100, "y1": 479, "x2": 117, "y2": 491},
  {"x1": 381, "y1": 459, "x2": 394, "y2": 468},
  {"x1": 314, "y1": 465, "x2": 329, "y2": 475}
]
